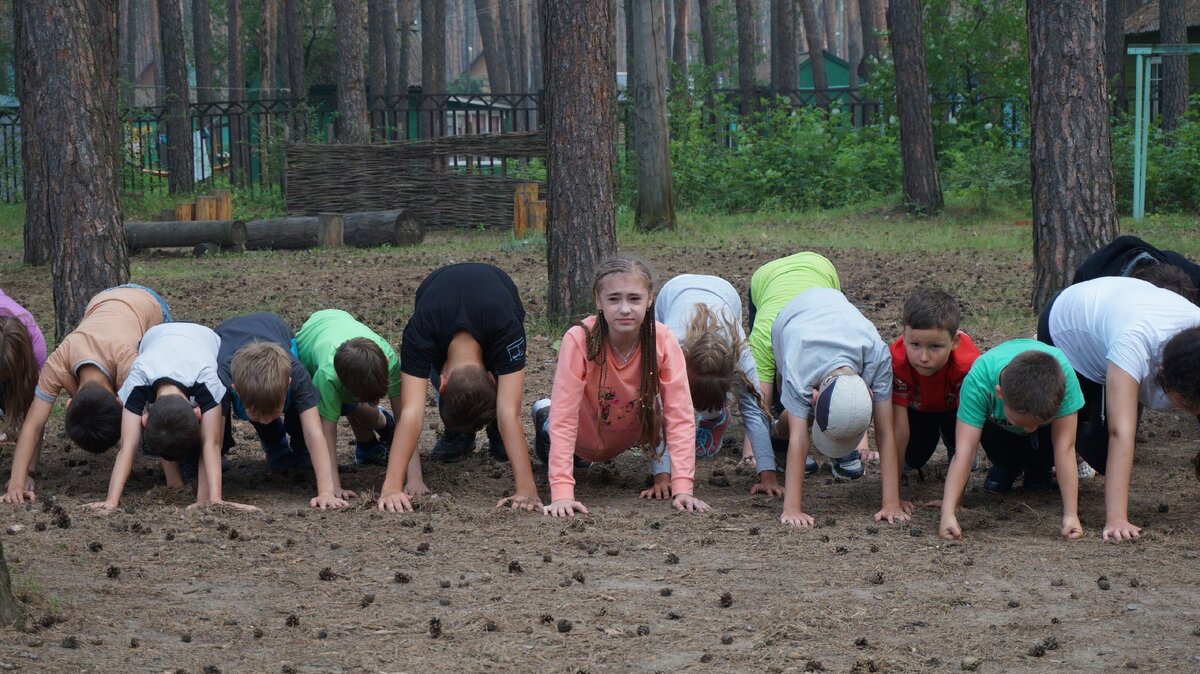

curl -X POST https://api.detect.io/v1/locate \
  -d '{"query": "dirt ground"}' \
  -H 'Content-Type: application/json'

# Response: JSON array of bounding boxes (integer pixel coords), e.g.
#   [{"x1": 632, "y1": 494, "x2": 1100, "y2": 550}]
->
[{"x1": 0, "y1": 229, "x2": 1198, "y2": 673}]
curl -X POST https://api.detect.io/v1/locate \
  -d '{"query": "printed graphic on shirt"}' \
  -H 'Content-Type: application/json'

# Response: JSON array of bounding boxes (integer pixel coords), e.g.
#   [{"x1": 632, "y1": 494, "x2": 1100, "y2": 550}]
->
[{"x1": 506, "y1": 337, "x2": 526, "y2": 363}]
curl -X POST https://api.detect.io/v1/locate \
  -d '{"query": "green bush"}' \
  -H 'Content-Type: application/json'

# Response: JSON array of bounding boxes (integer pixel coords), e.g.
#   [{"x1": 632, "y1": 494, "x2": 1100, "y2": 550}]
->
[{"x1": 1112, "y1": 108, "x2": 1200, "y2": 214}]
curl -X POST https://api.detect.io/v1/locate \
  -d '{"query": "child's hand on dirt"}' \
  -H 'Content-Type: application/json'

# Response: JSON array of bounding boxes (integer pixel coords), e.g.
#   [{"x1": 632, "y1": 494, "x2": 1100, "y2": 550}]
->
[
  {"x1": 858, "y1": 448, "x2": 879, "y2": 462},
  {"x1": 83, "y1": 500, "x2": 118, "y2": 513},
  {"x1": 780, "y1": 507, "x2": 814, "y2": 528},
  {"x1": 939, "y1": 516, "x2": 963, "y2": 541},
  {"x1": 3, "y1": 480, "x2": 35, "y2": 504},
  {"x1": 496, "y1": 491, "x2": 543, "y2": 511},
  {"x1": 749, "y1": 470, "x2": 784, "y2": 497},
  {"x1": 639, "y1": 473, "x2": 672, "y2": 500},
  {"x1": 672, "y1": 493, "x2": 711, "y2": 512},
  {"x1": 543, "y1": 499, "x2": 588, "y2": 518},
  {"x1": 377, "y1": 490, "x2": 414, "y2": 513},
  {"x1": 1102, "y1": 519, "x2": 1141, "y2": 542},
  {"x1": 333, "y1": 488, "x2": 358, "y2": 501},
  {"x1": 403, "y1": 480, "x2": 430, "y2": 497},
  {"x1": 874, "y1": 501, "x2": 912, "y2": 524},
  {"x1": 310, "y1": 492, "x2": 350, "y2": 509},
  {"x1": 1061, "y1": 515, "x2": 1083, "y2": 540}
]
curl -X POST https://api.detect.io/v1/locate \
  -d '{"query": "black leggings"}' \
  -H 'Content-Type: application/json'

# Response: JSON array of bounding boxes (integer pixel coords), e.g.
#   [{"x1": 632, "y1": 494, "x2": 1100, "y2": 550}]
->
[
  {"x1": 980, "y1": 419, "x2": 1054, "y2": 479},
  {"x1": 903, "y1": 408, "x2": 957, "y2": 469}
]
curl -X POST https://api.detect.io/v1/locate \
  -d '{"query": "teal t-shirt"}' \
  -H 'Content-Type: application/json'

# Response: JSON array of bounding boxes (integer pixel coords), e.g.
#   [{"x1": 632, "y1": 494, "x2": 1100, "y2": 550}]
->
[
  {"x1": 957, "y1": 339, "x2": 1084, "y2": 434},
  {"x1": 295, "y1": 309, "x2": 403, "y2": 421}
]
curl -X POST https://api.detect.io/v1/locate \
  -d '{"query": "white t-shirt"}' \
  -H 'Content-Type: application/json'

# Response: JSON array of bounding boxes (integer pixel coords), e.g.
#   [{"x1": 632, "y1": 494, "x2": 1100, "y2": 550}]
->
[
  {"x1": 1048, "y1": 276, "x2": 1200, "y2": 410},
  {"x1": 118, "y1": 323, "x2": 226, "y2": 414}
]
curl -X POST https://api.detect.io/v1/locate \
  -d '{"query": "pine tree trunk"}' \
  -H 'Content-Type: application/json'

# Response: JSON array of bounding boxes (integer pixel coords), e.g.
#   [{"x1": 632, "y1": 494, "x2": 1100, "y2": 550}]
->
[
  {"x1": 771, "y1": 0, "x2": 796, "y2": 91},
  {"x1": 529, "y1": 0, "x2": 543, "y2": 91},
  {"x1": 672, "y1": 0, "x2": 689, "y2": 84},
  {"x1": 368, "y1": 0, "x2": 387, "y2": 101},
  {"x1": 13, "y1": 2, "x2": 51, "y2": 265},
  {"x1": 0, "y1": 539, "x2": 21, "y2": 626},
  {"x1": 1160, "y1": 0, "x2": 1189, "y2": 131},
  {"x1": 1028, "y1": 0, "x2": 1118, "y2": 312},
  {"x1": 383, "y1": 0, "x2": 400, "y2": 98},
  {"x1": 121, "y1": 0, "x2": 136, "y2": 104},
  {"x1": 632, "y1": 0, "x2": 675, "y2": 231},
  {"x1": 846, "y1": 0, "x2": 862, "y2": 87},
  {"x1": 284, "y1": 0, "x2": 305, "y2": 98},
  {"x1": 16, "y1": 0, "x2": 129, "y2": 338},
  {"x1": 858, "y1": 0, "x2": 877, "y2": 79},
  {"x1": 159, "y1": 0, "x2": 193, "y2": 193},
  {"x1": 398, "y1": 0, "x2": 416, "y2": 95},
  {"x1": 736, "y1": 0, "x2": 757, "y2": 113},
  {"x1": 334, "y1": 0, "x2": 370, "y2": 143},
  {"x1": 476, "y1": 0, "x2": 509, "y2": 92},
  {"x1": 259, "y1": 0, "x2": 278, "y2": 99},
  {"x1": 192, "y1": 0, "x2": 213, "y2": 104},
  {"x1": 420, "y1": 0, "x2": 445, "y2": 140},
  {"x1": 545, "y1": 0, "x2": 618, "y2": 319},
  {"x1": 228, "y1": 0, "x2": 247, "y2": 185},
  {"x1": 1103, "y1": 0, "x2": 1125, "y2": 112},
  {"x1": 888, "y1": 0, "x2": 941, "y2": 214},
  {"x1": 698, "y1": 0, "x2": 716, "y2": 71},
  {"x1": 822, "y1": 0, "x2": 837, "y2": 53},
  {"x1": 800, "y1": 0, "x2": 829, "y2": 107},
  {"x1": 497, "y1": 0, "x2": 519, "y2": 90}
]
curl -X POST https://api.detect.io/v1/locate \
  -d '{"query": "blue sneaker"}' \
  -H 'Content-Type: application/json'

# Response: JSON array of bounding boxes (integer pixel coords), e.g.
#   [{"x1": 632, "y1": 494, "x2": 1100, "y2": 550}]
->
[
  {"x1": 354, "y1": 440, "x2": 390, "y2": 466},
  {"x1": 983, "y1": 464, "x2": 1019, "y2": 493},
  {"x1": 486, "y1": 420, "x2": 507, "y2": 461},
  {"x1": 831, "y1": 451, "x2": 864, "y2": 480},
  {"x1": 805, "y1": 455, "x2": 819, "y2": 475},
  {"x1": 695, "y1": 406, "x2": 729, "y2": 459},
  {"x1": 531, "y1": 399, "x2": 551, "y2": 465}
]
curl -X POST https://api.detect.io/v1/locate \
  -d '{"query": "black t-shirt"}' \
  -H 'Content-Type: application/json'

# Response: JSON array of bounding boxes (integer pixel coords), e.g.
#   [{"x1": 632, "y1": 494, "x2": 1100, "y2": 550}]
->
[
  {"x1": 400, "y1": 263, "x2": 527, "y2": 378},
  {"x1": 214, "y1": 312, "x2": 320, "y2": 418},
  {"x1": 124, "y1": 377, "x2": 220, "y2": 416}
]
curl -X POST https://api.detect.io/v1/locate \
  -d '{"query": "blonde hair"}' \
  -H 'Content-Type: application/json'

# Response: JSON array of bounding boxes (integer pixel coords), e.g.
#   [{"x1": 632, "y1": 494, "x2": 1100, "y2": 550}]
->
[
  {"x1": 585, "y1": 257, "x2": 662, "y2": 454},
  {"x1": 231, "y1": 342, "x2": 291, "y2": 414},
  {"x1": 682, "y1": 304, "x2": 770, "y2": 420}
]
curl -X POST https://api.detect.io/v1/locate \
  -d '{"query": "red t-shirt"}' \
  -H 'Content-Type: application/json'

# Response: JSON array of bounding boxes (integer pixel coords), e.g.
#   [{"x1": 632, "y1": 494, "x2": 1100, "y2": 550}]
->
[{"x1": 890, "y1": 332, "x2": 980, "y2": 413}]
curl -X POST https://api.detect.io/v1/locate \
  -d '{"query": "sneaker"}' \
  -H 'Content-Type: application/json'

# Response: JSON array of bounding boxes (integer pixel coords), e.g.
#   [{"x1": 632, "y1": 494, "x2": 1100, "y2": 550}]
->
[
  {"x1": 830, "y1": 451, "x2": 864, "y2": 480},
  {"x1": 695, "y1": 406, "x2": 729, "y2": 459},
  {"x1": 431, "y1": 430, "x2": 475, "y2": 462},
  {"x1": 1077, "y1": 461, "x2": 1097, "y2": 480},
  {"x1": 531, "y1": 399, "x2": 551, "y2": 465},
  {"x1": 376, "y1": 407, "x2": 396, "y2": 446},
  {"x1": 805, "y1": 455, "x2": 819, "y2": 475},
  {"x1": 1023, "y1": 469, "x2": 1055, "y2": 493},
  {"x1": 354, "y1": 440, "x2": 390, "y2": 466},
  {"x1": 983, "y1": 464, "x2": 1019, "y2": 493},
  {"x1": 486, "y1": 420, "x2": 507, "y2": 461}
]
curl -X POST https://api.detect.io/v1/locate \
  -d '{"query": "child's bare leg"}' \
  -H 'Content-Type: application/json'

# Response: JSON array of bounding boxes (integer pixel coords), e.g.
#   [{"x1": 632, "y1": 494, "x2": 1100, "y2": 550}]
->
[
  {"x1": 346, "y1": 404, "x2": 384, "y2": 443},
  {"x1": 161, "y1": 459, "x2": 186, "y2": 489},
  {"x1": 195, "y1": 454, "x2": 211, "y2": 504},
  {"x1": 857, "y1": 429, "x2": 879, "y2": 462}
]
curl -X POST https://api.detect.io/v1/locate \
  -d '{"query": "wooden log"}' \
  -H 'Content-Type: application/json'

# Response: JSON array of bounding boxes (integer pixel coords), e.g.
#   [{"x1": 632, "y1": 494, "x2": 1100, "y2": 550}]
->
[
  {"x1": 195, "y1": 195, "x2": 218, "y2": 220},
  {"x1": 527, "y1": 199, "x2": 546, "y2": 235},
  {"x1": 245, "y1": 210, "x2": 424, "y2": 250},
  {"x1": 125, "y1": 220, "x2": 247, "y2": 252},
  {"x1": 174, "y1": 202, "x2": 195, "y2": 221},
  {"x1": 215, "y1": 189, "x2": 233, "y2": 220},
  {"x1": 317, "y1": 213, "x2": 344, "y2": 248}
]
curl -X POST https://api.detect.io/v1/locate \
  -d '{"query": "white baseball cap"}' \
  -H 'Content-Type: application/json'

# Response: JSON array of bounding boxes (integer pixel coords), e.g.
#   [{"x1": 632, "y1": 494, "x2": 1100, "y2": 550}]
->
[{"x1": 810, "y1": 373, "x2": 873, "y2": 458}]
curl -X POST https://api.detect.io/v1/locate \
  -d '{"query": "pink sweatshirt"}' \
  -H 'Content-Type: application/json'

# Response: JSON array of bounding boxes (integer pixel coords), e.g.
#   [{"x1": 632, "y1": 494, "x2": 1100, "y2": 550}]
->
[{"x1": 548, "y1": 316, "x2": 696, "y2": 502}]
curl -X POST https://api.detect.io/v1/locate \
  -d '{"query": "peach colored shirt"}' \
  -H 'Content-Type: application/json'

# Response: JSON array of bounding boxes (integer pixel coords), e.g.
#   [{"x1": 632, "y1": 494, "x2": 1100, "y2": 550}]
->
[{"x1": 548, "y1": 316, "x2": 696, "y2": 502}]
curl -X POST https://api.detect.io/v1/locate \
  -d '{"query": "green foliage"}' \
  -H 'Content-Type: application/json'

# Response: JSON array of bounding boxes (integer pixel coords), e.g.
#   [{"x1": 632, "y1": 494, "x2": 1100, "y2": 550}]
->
[
  {"x1": 940, "y1": 124, "x2": 1030, "y2": 210},
  {"x1": 1112, "y1": 106, "x2": 1200, "y2": 214}
]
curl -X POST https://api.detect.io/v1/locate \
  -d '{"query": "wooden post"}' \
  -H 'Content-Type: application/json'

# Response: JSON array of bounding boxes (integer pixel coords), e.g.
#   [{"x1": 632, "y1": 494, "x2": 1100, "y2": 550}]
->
[
  {"x1": 173, "y1": 202, "x2": 195, "y2": 221},
  {"x1": 215, "y1": 189, "x2": 233, "y2": 220},
  {"x1": 513, "y1": 182, "x2": 539, "y2": 237},
  {"x1": 195, "y1": 195, "x2": 219, "y2": 220},
  {"x1": 527, "y1": 198, "x2": 546, "y2": 235},
  {"x1": 317, "y1": 213, "x2": 345, "y2": 248}
]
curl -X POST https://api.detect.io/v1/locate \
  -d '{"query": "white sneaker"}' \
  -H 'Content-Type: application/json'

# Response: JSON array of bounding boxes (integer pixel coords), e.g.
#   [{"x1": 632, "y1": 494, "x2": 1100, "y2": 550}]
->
[{"x1": 1077, "y1": 461, "x2": 1096, "y2": 480}]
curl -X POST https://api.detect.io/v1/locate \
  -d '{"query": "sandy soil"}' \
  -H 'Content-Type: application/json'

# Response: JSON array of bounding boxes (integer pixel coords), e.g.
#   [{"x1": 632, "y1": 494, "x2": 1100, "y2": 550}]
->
[{"x1": 0, "y1": 232, "x2": 1197, "y2": 673}]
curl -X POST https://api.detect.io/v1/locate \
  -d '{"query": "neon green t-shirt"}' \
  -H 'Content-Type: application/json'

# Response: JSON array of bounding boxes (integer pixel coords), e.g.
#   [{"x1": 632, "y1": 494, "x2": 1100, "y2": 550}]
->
[
  {"x1": 748, "y1": 252, "x2": 840, "y2": 385},
  {"x1": 957, "y1": 339, "x2": 1084, "y2": 434},
  {"x1": 295, "y1": 309, "x2": 403, "y2": 421}
]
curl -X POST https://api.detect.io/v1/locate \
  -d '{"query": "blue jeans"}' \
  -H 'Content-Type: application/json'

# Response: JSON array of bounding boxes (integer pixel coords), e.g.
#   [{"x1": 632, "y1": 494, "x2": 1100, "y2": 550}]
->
[{"x1": 114, "y1": 283, "x2": 173, "y2": 323}]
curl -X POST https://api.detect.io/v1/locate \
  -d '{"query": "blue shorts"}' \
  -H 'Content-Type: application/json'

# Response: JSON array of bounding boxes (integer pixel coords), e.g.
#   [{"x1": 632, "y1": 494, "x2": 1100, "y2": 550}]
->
[{"x1": 114, "y1": 283, "x2": 173, "y2": 323}]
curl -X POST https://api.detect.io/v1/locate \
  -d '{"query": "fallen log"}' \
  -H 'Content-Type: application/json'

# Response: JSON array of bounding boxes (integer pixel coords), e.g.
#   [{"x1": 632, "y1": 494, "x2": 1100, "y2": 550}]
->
[
  {"x1": 125, "y1": 220, "x2": 247, "y2": 252},
  {"x1": 245, "y1": 210, "x2": 423, "y2": 250}
]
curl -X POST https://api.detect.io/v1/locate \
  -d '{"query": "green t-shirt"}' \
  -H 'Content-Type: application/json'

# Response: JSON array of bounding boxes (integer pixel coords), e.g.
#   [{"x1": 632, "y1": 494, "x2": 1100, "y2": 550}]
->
[
  {"x1": 747, "y1": 252, "x2": 840, "y2": 385},
  {"x1": 295, "y1": 309, "x2": 403, "y2": 421},
  {"x1": 957, "y1": 339, "x2": 1084, "y2": 434}
]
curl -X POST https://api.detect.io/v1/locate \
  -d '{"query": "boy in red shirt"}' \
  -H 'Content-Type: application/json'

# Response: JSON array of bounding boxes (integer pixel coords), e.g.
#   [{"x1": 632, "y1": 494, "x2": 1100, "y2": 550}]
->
[{"x1": 890, "y1": 288, "x2": 980, "y2": 473}]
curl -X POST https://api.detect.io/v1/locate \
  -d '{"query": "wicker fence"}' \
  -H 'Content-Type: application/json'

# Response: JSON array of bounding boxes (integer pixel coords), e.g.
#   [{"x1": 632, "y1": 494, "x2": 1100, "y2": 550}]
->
[{"x1": 285, "y1": 131, "x2": 546, "y2": 230}]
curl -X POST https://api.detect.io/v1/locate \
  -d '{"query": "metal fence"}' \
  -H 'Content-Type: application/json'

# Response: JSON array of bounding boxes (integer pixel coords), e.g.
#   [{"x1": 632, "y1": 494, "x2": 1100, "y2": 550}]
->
[{"x1": 0, "y1": 90, "x2": 545, "y2": 203}]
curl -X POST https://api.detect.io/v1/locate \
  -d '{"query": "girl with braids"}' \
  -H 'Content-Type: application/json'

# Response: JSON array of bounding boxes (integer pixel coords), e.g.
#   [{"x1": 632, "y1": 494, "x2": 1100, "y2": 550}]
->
[
  {"x1": 0, "y1": 290, "x2": 47, "y2": 439},
  {"x1": 533, "y1": 258, "x2": 711, "y2": 518},
  {"x1": 653, "y1": 274, "x2": 781, "y2": 497}
]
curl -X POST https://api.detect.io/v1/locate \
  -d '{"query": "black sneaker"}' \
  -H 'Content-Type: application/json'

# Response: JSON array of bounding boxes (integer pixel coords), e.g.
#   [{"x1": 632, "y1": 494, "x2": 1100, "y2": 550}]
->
[
  {"x1": 531, "y1": 399, "x2": 551, "y2": 465},
  {"x1": 431, "y1": 430, "x2": 475, "y2": 462},
  {"x1": 1023, "y1": 468, "x2": 1055, "y2": 493},
  {"x1": 983, "y1": 464, "x2": 1019, "y2": 493},
  {"x1": 486, "y1": 420, "x2": 507, "y2": 461}
]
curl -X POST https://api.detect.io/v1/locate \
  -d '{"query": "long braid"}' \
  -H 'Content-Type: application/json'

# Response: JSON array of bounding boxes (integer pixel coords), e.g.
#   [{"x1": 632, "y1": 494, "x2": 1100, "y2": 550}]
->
[{"x1": 640, "y1": 301, "x2": 662, "y2": 453}]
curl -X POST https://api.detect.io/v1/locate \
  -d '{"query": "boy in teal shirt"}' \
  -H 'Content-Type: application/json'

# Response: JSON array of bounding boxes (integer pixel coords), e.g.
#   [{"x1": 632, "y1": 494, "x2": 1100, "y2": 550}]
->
[
  {"x1": 295, "y1": 310, "x2": 424, "y2": 493},
  {"x1": 939, "y1": 340, "x2": 1085, "y2": 541}
]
